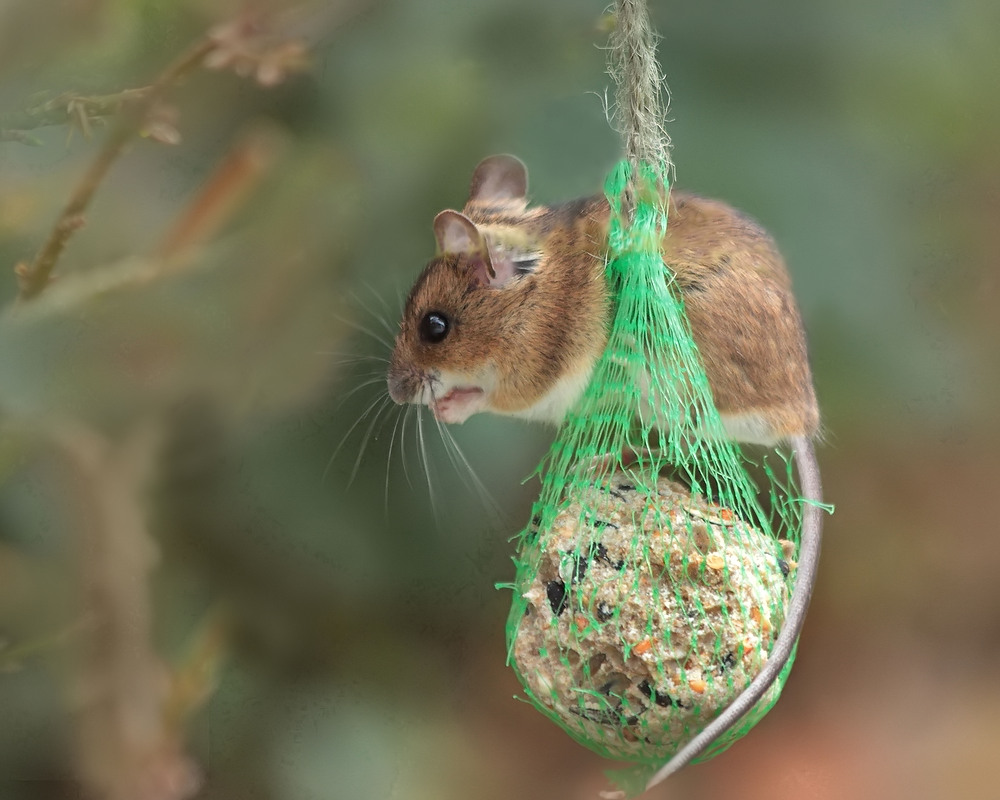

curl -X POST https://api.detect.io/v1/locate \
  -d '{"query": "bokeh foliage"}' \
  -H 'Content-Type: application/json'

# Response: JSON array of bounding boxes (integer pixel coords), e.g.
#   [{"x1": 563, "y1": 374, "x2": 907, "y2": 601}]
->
[{"x1": 1, "y1": 1, "x2": 998, "y2": 799}]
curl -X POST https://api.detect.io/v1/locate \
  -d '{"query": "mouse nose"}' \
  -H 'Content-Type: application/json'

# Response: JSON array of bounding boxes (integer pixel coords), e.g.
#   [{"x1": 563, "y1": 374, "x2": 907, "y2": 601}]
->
[{"x1": 386, "y1": 366, "x2": 416, "y2": 405}]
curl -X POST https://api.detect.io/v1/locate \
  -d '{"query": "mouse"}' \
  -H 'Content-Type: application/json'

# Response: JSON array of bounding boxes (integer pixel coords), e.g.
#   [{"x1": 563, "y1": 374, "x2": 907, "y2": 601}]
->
[
  {"x1": 386, "y1": 156, "x2": 824, "y2": 786},
  {"x1": 386, "y1": 154, "x2": 819, "y2": 446}
]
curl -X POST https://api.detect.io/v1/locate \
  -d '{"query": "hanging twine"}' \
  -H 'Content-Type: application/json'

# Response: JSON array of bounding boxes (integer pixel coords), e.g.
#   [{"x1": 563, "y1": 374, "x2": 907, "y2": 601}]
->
[{"x1": 608, "y1": 0, "x2": 671, "y2": 183}]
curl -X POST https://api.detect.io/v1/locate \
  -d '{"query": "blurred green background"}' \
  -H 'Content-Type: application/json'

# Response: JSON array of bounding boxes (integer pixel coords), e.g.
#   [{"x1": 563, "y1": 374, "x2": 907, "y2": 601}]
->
[{"x1": 0, "y1": 1, "x2": 998, "y2": 799}]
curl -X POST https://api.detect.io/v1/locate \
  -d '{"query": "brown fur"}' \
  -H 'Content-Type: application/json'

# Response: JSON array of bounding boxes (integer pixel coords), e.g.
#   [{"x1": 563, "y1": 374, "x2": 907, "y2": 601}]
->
[
  {"x1": 662, "y1": 192, "x2": 819, "y2": 439},
  {"x1": 388, "y1": 196, "x2": 610, "y2": 413},
  {"x1": 388, "y1": 158, "x2": 819, "y2": 441}
]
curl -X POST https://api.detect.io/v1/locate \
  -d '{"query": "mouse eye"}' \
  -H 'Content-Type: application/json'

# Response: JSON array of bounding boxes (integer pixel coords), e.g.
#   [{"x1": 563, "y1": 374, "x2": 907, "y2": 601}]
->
[{"x1": 419, "y1": 311, "x2": 450, "y2": 344}]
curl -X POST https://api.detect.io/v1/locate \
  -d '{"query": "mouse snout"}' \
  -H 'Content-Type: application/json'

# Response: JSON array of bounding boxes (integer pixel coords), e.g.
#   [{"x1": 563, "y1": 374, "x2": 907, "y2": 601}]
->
[{"x1": 386, "y1": 364, "x2": 419, "y2": 405}]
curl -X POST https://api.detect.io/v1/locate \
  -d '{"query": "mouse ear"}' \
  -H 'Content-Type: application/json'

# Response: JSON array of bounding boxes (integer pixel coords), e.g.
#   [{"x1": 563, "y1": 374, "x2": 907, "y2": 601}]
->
[
  {"x1": 433, "y1": 210, "x2": 496, "y2": 285},
  {"x1": 468, "y1": 155, "x2": 528, "y2": 203}
]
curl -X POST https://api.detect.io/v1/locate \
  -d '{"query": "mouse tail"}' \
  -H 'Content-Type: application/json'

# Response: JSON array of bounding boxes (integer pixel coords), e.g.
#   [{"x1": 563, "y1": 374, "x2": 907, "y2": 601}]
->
[{"x1": 644, "y1": 434, "x2": 824, "y2": 792}]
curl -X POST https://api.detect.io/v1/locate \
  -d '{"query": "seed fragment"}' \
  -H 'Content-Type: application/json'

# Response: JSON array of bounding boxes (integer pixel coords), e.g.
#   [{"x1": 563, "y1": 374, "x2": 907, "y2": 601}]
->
[
  {"x1": 633, "y1": 639, "x2": 653, "y2": 655},
  {"x1": 718, "y1": 651, "x2": 737, "y2": 673},
  {"x1": 638, "y1": 679, "x2": 675, "y2": 707},
  {"x1": 546, "y1": 580, "x2": 567, "y2": 616}
]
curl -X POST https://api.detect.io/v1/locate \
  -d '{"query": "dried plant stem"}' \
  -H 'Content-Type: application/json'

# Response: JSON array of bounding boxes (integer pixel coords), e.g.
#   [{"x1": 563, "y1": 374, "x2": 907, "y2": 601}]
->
[
  {"x1": 0, "y1": 619, "x2": 90, "y2": 671},
  {"x1": 163, "y1": 607, "x2": 228, "y2": 735},
  {"x1": 156, "y1": 124, "x2": 284, "y2": 260},
  {"x1": 0, "y1": 88, "x2": 151, "y2": 140},
  {"x1": 15, "y1": 38, "x2": 215, "y2": 304},
  {"x1": 59, "y1": 423, "x2": 199, "y2": 800}
]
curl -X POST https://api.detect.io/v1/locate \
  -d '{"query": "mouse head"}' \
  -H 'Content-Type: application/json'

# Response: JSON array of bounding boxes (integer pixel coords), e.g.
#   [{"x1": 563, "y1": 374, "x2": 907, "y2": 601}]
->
[{"x1": 387, "y1": 155, "x2": 554, "y2": 424}]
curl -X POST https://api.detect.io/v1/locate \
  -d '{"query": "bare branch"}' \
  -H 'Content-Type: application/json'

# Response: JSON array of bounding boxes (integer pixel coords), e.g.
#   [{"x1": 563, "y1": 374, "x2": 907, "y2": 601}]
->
[
  {"x1": 58, "y1": 423, "x2": 200, "y2": 800},
  {"x1": 156, "y1": 124, "x2": 286, "y2": 260},
  {"x1": 0, "y1": 88, "x2": 151, "y2": 140},
  {"x1": 14, "y1": 38, "x2": 215, "y2": 304}
]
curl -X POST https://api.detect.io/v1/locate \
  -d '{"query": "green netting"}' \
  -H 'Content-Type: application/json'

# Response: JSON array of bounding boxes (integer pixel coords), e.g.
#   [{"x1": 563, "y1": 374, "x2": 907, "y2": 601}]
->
[{"x1": 502, "y1": 161, "x2": 807, "y2": 792}]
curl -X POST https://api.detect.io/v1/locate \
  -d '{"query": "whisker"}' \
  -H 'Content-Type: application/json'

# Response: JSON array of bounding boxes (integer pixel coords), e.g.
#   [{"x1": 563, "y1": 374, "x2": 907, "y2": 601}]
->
[
  {"x1": 333, "y1": 313, "x2": 394, "y2": 352},
  {"x1": 399, "y1": 404, "x2": 415, "y2": 491},
  {"x1": 433, "y1": 416, "x2": 468, "y2": 483},
  {"x1": 333, "y1": 376, "x2": 392, "y2": 412},
  {"x1": 316, "y1": 350, "x2": 390, "y2": 365},
  {"x1": 372, "y1": 284, "x2": 402, "y2": 327},
  {"x1": 435, "y1": 420, "x2": 502, "y2": 519},
  {"x1": 395, "y1": 283, "x2": 408, "y2": 317},
  {"x1": 416, "y1": 402, "x2": 438, "y2": 519},
  {"x1": 349, "y1": 395, "x2": 393, "y2": 485},
  {"x1": 323, "y1": 388, "x2": 391, "y2": 483},
  {"x1": 351, "y1": 287, "x2": 398, "y2": 340},
  {"x1": 374, "y1": 378, "x2": 505, "y2": 523},
  {"x1": 384, "y1": 403, "x2": 406, "y2": 513}
]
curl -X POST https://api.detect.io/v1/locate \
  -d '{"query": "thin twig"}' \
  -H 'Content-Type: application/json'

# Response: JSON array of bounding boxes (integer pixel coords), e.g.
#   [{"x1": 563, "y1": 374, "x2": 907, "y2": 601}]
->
[
  {"x1": 162, "y1": 607, "x2": 228, "y2": 735},
  {"x1": 155, "y1": 124, "x2": 285, "y2": 260},
  {"x1": 0, "y1": 129, "x2": 43, "y2": 145},
  {"x1": 14, "y1": 38, "x2": 215, "y2": 304},
  {"x1": 0, "y1": 618, "x2": 92, "y2": 672},
  {"x1": 0, "y1": 88, "x2": 151, "y2": 140},
  {"x1": 58, "y1": 423, "x2": 200, "y2": 800}
]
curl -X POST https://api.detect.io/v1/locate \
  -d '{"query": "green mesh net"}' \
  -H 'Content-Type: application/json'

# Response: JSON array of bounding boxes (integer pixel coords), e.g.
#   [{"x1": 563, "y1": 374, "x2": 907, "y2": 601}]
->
[{"x1": 502, "y1": 161, "x2": 809, "y2": 793}]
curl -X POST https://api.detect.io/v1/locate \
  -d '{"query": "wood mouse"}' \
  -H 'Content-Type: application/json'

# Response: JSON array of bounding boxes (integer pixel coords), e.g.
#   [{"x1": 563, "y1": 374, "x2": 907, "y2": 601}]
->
[
  {"x1": 387, "y1": 154, "x2": 819, "y2": 446},
  {"x1": 386, "y1": 155, "x2": 824, "y2": 785}
]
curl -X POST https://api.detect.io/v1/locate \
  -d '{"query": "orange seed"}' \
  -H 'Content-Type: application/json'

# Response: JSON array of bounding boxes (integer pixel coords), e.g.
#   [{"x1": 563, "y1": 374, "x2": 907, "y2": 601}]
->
[{"x1": 706, "y1": 553, "x2": 725, "y2": 570}]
